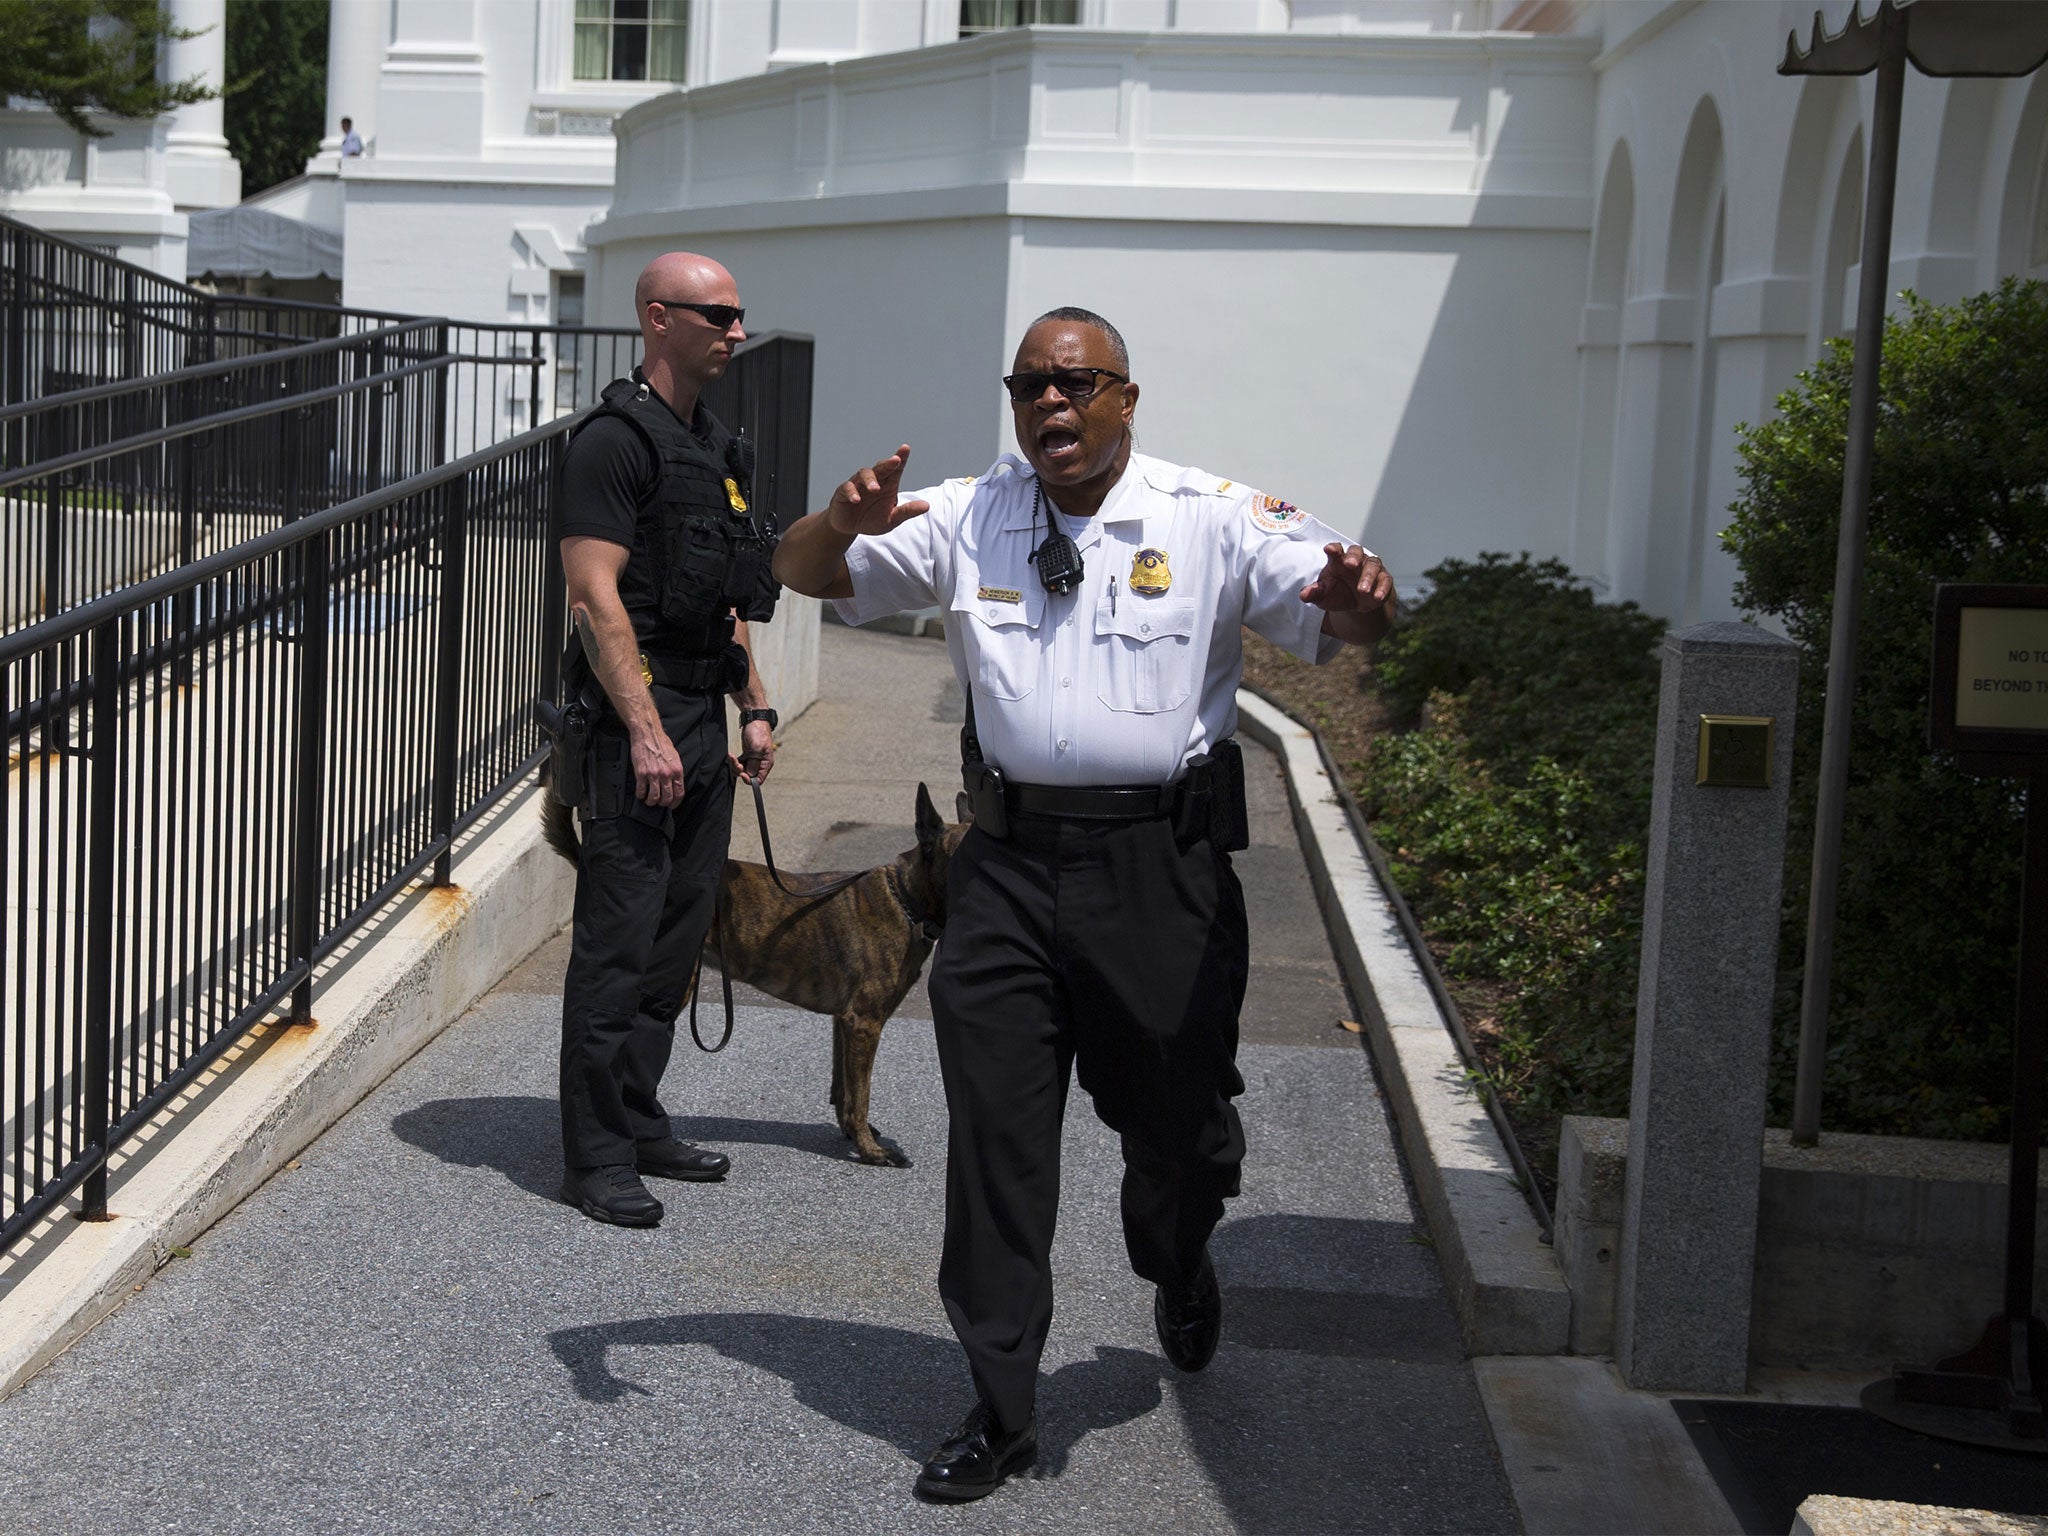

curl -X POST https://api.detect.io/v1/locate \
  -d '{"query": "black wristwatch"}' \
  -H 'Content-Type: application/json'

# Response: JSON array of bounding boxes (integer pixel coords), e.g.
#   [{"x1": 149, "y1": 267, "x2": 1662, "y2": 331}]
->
[{"x1": 739, "y1": 708, "x2": 778, "y2": 731}]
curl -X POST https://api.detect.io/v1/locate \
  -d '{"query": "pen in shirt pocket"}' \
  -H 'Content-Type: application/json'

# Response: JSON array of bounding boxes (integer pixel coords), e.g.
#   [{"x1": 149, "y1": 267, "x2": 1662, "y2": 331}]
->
[{"x1": 1109, "y1": 575, "x2": 1118, "y2": 615}]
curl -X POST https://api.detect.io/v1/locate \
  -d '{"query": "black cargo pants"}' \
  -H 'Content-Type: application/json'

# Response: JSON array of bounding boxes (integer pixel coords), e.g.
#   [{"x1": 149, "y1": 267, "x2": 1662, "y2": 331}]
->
[
  {"x1": 927, "y1": 811, "x2": 1249, "y2": 1434},
  {"x1": 559, "y1": 685, "x2": 732, "y2": 1172}
]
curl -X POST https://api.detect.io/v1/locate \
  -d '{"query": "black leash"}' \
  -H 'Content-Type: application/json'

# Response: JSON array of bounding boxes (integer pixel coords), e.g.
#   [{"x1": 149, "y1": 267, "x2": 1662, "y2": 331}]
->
[
  {"x1": 748, "y1": 778, "x2": 869, "y2": 901},
  {"x1": 687, "y1": 777, "x2": 875, "y2": 1053},
  {"x1": 688, "y1": 909, "x2": 736, "y2": 1053}
]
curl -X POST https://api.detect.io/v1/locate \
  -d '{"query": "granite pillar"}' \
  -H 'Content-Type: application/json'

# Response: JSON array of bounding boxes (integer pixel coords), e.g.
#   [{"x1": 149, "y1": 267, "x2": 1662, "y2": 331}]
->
[{"x1": 1615, "y1": 621, "x2": 1799, "y2": 1392}]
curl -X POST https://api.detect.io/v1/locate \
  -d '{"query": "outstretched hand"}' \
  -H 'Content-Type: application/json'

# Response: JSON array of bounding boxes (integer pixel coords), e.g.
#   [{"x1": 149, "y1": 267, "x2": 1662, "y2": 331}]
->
[
  {"x1": 1300, "y1": 543, "x2": 1394, "y2": 615},
  {"x1": 826, "y1": 446, "x2": 931, "y2": 538}
]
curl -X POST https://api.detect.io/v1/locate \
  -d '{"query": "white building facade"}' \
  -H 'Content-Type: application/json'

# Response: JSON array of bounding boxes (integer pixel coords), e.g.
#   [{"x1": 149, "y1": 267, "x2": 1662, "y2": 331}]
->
[
  {"x1": 10, "y1": 2, "x2": 2048, "y2": 624},
  {"x1": 575, "y1": 0, "x2": 2048, "y2": 624},
  {"x1": 0, "y1": 0, "x2": 239, "y2": 275}
]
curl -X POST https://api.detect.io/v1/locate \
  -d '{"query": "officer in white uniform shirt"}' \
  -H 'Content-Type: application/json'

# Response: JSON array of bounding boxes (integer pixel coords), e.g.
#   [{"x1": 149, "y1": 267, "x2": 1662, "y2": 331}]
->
[{"x1": 773, "y1": 306, "x2": 1395, "y2": 1504}]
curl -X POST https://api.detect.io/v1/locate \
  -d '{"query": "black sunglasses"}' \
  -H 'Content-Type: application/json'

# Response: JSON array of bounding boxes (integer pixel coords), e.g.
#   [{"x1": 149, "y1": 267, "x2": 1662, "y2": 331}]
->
[
  {"x1": 649, "y1": 299, "x2": 746, "y2": 329},
  {"x1": 1002, "y1": 367, "x2": 1127, "y2": 406}
]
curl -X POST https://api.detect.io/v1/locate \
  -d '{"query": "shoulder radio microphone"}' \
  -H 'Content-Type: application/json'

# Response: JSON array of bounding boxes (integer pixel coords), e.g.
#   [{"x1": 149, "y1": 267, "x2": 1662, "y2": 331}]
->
[{"x1": 1028, "y1": 480, "x2": 1085, "y2": 595}]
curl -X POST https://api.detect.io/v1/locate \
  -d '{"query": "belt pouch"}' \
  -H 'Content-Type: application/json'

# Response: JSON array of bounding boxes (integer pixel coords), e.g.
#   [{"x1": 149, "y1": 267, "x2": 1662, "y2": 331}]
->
[
  {"x1": 962, "y1": 760, "x2": 1009, "y2": 840},
  {"x1": 1173, "y1": 740, "x2": 1249, "y2": 852},
  {"x1": 1208, "y1": 738, "x2": 1250, "y2": 852},
  {"x1": 590, "y1": 732, "x2": 630, "y2": 819}
]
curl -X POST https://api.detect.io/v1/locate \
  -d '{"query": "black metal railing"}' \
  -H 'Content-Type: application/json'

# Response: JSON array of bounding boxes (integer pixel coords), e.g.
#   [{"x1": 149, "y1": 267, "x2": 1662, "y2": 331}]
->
[
  {"x1": 0, "y1": 331, "x2": 812, "y2": 1254},
  {"x1": 436, "y1": 322, "x2": 641, "y2": 461},
  {"x1": 0, "y1": 322, "x2": 647, "y2": 634},
  {"x1": 0, "y1": 214, "x2": 641, "y2": 471},
  {"x1": 0, "y1": 421, "x2": 565, "y2": 1253},
  {"x1": 0, "y1": 322, "x2": 452, "y2": 633},
  {"x1": 0, "y1": 215, "x2": 415, "y2": 408}
]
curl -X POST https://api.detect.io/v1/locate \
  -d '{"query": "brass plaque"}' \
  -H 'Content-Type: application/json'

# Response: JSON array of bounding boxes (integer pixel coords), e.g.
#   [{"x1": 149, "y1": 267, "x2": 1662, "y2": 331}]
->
[
  {"x1": 1954, "y1": 607, "x2": 2048, "y2": 732},
  {"x1": 1697, "y1": 715, "x2": 1774, "y2": 788}
]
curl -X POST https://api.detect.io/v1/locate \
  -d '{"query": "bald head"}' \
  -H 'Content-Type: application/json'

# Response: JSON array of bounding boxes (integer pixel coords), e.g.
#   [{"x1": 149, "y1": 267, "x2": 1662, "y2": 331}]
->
[
  {"x1": 635, "y1": 252, "x2": 734, "y2": 329},
  {"x1": 633, "y1": 250, "x2": 746, "y2": 414}
]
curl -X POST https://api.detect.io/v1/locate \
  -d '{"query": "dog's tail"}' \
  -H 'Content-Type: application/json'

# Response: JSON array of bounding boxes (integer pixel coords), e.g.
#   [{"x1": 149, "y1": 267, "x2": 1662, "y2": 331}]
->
[{"x1": 541, "y1": 794, "x2": 581, "y2": 866}]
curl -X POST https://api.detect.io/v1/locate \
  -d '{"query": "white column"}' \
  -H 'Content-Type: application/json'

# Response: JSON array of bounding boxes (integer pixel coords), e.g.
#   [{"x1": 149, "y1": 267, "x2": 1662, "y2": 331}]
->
[
  {"x1": 377, "y1": 0, "x2": 486, "y2": 162},
  {"x1": 160, "y1": 0, "x2": 241, "y2": 209},
  {"x1": 323, "y1": 0, "x2": 390, "y2": 156}
]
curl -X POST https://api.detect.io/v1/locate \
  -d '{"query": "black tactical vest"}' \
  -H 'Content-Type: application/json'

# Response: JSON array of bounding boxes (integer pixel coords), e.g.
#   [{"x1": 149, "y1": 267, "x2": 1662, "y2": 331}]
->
[{"x1": 580, "y1": 370, "x2": 781, "y2": 649}]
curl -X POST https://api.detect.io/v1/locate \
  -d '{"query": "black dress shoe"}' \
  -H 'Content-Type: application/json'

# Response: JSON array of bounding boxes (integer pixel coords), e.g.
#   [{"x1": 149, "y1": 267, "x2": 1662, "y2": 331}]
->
[
  {"x1": 1154, "y1": 1252, "x2": 1222, "y2": 1372},
  {"x1": 636, "y1": 1138, "x2": 729, "y2": 1182},
  {"x1": 560, "y1": 1164, "x2": 663, "y2": 1227},
  {"x1": 914, "y1": 1401, "x2": 1037, "y2": 1502}
]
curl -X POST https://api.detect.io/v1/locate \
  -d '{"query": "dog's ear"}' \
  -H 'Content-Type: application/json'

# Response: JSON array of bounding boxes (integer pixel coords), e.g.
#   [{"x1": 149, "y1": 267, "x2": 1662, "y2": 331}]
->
[
  {"x1": 915, "y1": 781, "x2": 944, "y2": 846},
  {"x1": 953, "y1": 790, "x2": 974, "y2": 825}
]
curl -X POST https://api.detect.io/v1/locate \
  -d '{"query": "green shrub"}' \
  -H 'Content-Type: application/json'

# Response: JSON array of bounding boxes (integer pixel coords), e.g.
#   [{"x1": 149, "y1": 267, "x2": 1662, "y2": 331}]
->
[
  {"x1": 1359, "y1": 555, "x2": 1666, "y2": 1153},
  {"x1": 1724, "y1": 278, "x2": 2048, "y2": 1140}
]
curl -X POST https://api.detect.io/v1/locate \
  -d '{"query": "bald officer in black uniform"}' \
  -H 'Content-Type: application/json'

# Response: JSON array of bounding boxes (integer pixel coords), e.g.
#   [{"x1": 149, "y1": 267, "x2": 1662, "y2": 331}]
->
[
  {"x1": 774, "y1": 306, "x2": 1397, "y2": 1500},
  {"x1": 555, "y1": 251, "x2": 780, "y2": 1228}
]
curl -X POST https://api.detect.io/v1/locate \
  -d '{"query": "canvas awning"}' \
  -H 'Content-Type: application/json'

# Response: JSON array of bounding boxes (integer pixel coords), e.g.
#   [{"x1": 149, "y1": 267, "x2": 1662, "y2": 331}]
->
[{"x1": 188, "y1": 204, "x2": 343, "y2": 282}]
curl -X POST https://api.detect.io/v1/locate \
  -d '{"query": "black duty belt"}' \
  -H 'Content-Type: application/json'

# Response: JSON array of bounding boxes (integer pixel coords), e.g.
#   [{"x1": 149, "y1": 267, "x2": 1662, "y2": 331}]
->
[
  {"x1": 1005, "y1": 769, "x2": 1207, "y2": 822},
  {"x1": 644, "y1": 651, "x2": 730, "y2": 692}
]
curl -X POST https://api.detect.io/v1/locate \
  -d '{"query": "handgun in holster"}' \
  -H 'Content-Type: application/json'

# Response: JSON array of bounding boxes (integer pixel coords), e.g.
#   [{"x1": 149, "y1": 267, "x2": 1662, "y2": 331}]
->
[
  {"x1": 535, "y1": 634, "x2": 603, "y2": 814},
  {"x1": 959, "y1": 696, "x2": 1009, "y2": 840}
]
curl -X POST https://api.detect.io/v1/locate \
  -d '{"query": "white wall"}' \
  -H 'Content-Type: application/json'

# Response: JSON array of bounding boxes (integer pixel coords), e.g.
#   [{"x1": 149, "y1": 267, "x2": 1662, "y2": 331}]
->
[
  {"x1": 339, "y1": 179, "x2": 615, "y2": 323},
  {"x1": 590, "y1": 217, "x2": 1016, "y2": 514},
  {"x1": 589, "y1": 25, "x2": 1599, "y2": 590},
  {"x1": 0, "y1": 110, "x2": 188, "y2": 277},
  {"x1": 1008, "y1": 220, "x2": 1586, "y2": 565},
  {"x1": 1575, "y1": 1, "x2": 2048, "y2": 625}
]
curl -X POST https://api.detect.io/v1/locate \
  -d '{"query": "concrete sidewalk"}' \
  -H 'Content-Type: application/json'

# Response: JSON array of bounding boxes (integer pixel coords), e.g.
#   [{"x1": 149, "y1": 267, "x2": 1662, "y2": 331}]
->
[{"x1": 0, "y1": 625, "x2": 1522, "y2": 1534}]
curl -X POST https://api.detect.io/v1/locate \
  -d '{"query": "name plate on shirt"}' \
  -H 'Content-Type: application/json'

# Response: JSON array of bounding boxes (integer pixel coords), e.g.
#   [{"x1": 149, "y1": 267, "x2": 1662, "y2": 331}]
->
[{"x1": 978, "y1": 586, "x2": 1022, "y2": 604}]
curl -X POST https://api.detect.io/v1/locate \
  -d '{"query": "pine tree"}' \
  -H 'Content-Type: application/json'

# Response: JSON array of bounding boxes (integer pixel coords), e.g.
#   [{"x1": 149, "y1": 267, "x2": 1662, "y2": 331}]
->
[
  {"x1": 0, "y1": 0, "x2": 213, "y2": 136},
  {"x1": 223, "y1": 0, "x2": 327, "y2": 195}
]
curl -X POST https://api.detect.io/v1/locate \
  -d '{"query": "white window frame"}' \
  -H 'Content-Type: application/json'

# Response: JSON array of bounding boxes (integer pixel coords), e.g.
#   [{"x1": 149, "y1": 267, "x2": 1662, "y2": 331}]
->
[{"x1": 535, "y1": 0, "x2": 707, "y2": 102}]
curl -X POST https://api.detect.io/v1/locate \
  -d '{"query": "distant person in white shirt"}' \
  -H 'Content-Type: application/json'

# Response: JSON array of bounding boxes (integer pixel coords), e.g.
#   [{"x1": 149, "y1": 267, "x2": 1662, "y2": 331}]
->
[
  {"x1": 773, "y1": 305, "x2": 1396, "y2": 1503},
  {"x1": 338, "y1": 117, "x2": 364, "y2": 157}
]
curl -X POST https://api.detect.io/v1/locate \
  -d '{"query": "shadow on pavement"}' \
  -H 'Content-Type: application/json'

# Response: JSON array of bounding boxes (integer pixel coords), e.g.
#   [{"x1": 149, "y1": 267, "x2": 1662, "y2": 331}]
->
[
  {"x1": 1212, "y1": 1213, "x2": 1465, "y2": 1364},
  {"x1": 391, "y1": 1094, "x2": 563, "y2": 1201},
  {"x1": 390, "y1": 1095, "x2": 891, "y2": 1202},
  {"x1": 545, "y1": 1312, "x2": 1164, "y2": 1476}
]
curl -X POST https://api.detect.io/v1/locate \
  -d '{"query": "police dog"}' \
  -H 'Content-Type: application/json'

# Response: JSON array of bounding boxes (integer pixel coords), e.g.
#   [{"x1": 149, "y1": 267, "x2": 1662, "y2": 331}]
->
[{"x1": 541, "y1": 783, "x2": 962, "y2": 1167}]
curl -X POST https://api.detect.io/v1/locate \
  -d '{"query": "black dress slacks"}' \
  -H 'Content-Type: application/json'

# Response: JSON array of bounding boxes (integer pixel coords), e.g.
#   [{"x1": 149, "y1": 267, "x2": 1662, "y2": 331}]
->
[
  {"x1": 559, "y1": 685, "x2": 733, "y2": 1171},
  {"x1": 927, "y1": 810, "x2": 1249, "y2": 1433}
]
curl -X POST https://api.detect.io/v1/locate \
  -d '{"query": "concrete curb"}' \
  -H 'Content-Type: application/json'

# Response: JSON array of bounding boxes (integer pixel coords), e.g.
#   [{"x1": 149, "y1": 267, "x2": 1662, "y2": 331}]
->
[
  {"x1": 0, "y1": 784, "x2": 573, "y2": 1402},
  {"x1": 1235, "y1": 690, "x2": 1571, "y2": 1355}
]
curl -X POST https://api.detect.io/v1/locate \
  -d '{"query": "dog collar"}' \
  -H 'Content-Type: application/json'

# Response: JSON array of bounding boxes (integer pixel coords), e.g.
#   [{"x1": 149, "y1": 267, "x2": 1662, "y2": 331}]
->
[{"x1": 885, "y1": 865, "x2": 943, "y2": 944}]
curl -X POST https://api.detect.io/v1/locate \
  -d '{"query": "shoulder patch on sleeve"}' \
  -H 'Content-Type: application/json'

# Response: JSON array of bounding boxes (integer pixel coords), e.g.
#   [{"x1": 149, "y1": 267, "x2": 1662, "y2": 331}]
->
[
  {"x1": 1248, "y1": 493, "x2": 1306, "y2": 534},
  {"x1": 950, "y1": 476, "x2": 977, "y2": 486}
]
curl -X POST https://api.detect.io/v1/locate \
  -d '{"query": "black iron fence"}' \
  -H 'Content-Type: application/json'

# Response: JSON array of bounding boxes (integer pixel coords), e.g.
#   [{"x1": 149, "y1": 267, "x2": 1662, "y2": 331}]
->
[
  {"x1": 0, "y1": 322, "x2": 451, "y2": 633},
  {"x1": 0, "y1": 331, "x2": 812, "y2": 1254},
  {"x1": 0, "y1": 420, "x2": 566, "y2": 1253},
  {"x1": 0, "y1": 321, "x2": 643, "y2": 634},
  {"x1": 0, "y1": 215, "x2": 413, "y2": 408}
]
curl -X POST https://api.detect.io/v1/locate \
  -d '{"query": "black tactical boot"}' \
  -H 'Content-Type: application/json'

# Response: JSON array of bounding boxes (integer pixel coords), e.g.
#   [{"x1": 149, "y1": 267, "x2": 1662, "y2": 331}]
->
[
  {"x1": 636, "y1": 1138, "x2": 730, "y2": 1182},
  {"x1": 1154, "y1": 1251, "x2": 1222, "y2": 1372},
  {"x1": 560, "y1": 1164, "x2": 664, "y2": 1227}
]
